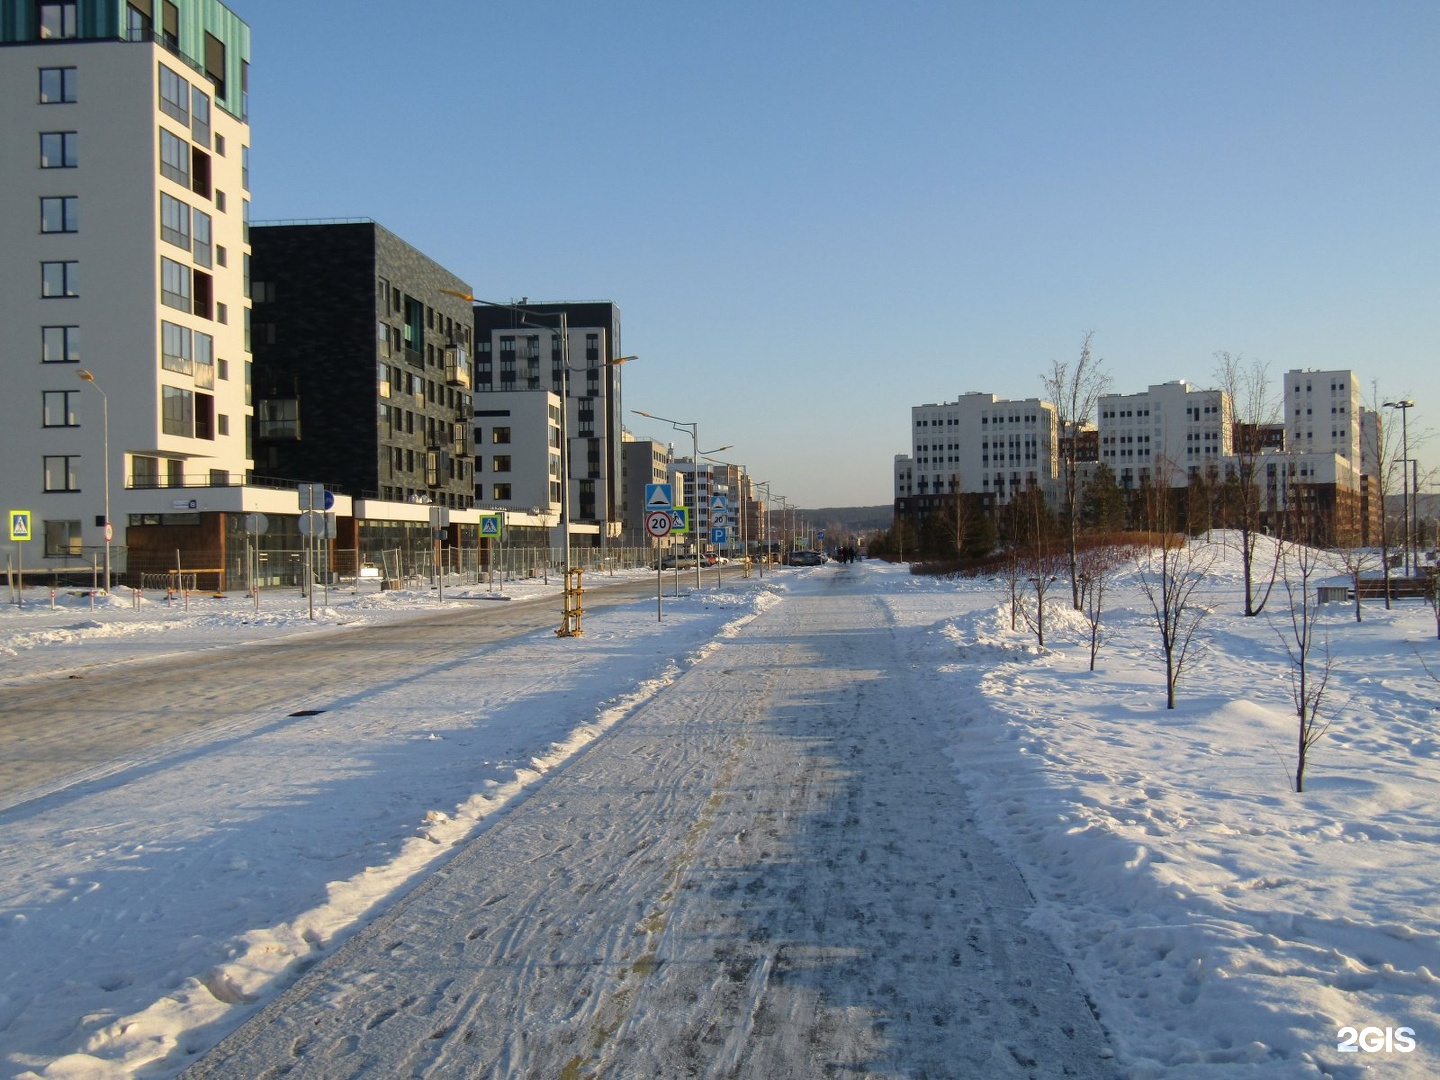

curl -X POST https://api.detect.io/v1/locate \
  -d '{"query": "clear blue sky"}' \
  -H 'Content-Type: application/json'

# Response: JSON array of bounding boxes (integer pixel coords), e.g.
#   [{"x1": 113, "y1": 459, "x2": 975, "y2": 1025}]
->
[{"x1": 240, "y1": 0, "x2": 1439, "y2": 508}]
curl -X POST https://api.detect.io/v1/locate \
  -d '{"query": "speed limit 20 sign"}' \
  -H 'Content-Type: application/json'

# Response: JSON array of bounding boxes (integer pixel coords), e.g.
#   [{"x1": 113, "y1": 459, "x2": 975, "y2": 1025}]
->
[{"x1": 645, "y1": 510, "x2": 674, "y2": 537}]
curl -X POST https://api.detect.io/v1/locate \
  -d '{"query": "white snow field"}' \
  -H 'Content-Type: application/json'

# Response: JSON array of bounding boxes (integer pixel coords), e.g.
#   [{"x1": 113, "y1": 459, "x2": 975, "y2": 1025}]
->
[{"x1": 0, "y1": 541, "x2": 1435, "y2": 1078}]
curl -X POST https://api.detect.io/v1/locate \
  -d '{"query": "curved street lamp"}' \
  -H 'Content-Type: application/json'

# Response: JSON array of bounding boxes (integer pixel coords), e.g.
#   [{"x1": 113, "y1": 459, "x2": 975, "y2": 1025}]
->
[
  {"x1": 1383, "y1": 399, "x2": 1415, "y2": 577},
  {"x1": 631, "y1": 408, "x2": 732, "y2": 591},
  {"x1": 76, "y1": 369, "x2": 111, "y2": 593},
  {"x1": 443, "y1": 290, "x2": 632, "y2": 635}
]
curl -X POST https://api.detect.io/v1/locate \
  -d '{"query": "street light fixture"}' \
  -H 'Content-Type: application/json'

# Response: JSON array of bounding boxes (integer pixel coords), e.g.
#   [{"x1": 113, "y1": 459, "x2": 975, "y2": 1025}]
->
[
  {"x1": 631, "y1": 408, "x2": 732, "y2": 592},
  {"x1": 76, "y1": 369, "x2": 111, "y2": 593},
  {"x1": 443, "y1": 290, "x2": 632, "y2": 635},
  {"x1": 702, "y1": 453, "x2": 750, "y2": 576},
  {"x1": 1384, "y1": 399, "x2": 1415, "y2": 577}
]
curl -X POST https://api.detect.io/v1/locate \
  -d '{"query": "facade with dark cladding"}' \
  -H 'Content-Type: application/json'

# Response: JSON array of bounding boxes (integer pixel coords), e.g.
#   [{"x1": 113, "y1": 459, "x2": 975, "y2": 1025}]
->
[
  {"x1": 472, "y1": 301, "x2": 624, "y2": 535},
  {"x1": 249, "y1": 220, "x2": 476, "y2": 508}
]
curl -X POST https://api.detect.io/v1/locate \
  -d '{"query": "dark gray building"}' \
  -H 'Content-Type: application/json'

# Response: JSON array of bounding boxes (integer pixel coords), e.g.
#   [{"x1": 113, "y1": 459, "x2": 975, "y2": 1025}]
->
[{"x1": 249, "y1": 221, "x2": 475, "y2": 508}]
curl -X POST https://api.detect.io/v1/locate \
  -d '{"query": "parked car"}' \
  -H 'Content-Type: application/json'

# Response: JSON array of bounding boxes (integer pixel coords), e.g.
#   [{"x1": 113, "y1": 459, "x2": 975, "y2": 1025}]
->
[
  {"x1": 654, "y1": 554, "x2": 701, "y2": 570},
  {"x1": 785, "y1": 550, "x2": 826, "y2": 567}
]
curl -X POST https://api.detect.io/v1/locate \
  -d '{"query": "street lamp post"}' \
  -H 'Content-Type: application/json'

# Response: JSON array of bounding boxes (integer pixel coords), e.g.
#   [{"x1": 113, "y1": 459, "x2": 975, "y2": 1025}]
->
[
  {"x1": 753, "y1": 478, "x2": 772, "y2": 576},
  {"x1": 77, "y1": 369, "x2": 111, "y2": 593},
  {"x1": 702, "y1": 454, "x2": 749, "y2": 577},
  {"x1": 443, "y1": 290, "x2": 632, "y2": 635},
  {"x1": 1384, "y1": 399, "x2": 1415, "y2": 578},
  {"x1": 631, "y1": 408, "x2": 730, "y2": 592}
]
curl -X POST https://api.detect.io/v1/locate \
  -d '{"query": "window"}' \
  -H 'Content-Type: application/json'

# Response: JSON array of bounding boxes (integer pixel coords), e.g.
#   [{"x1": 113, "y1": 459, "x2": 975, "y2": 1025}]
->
[
  {"x1": 217, "y1": 414, "x2": 229, "y2": 437},
  {"x1": 493, "y1": 484, "x2": 512, "y2": 500},
  {"x1": 39, "y1": 2, "x2": 78, "y2": 38},
  {"x1": 44, "y1": 455, "x2": 80, "y2": 492},
  {"x1": 130, "y1": 456, "x2": 160, "y2": 488},
  {"x1": 40, "y1": 196, "x2": 79, "y2": 233},
  {"x1": 161, "y1": 257, "x2": 190, "y2": 311},
  {"x1": 192, "y1": 270, "x2": 212, "y2": 318},
  {"x1": 125, "y1": 2, "x2": 151, "y2": 41},
  {"x1": 40, "y1": 131, "x2": 77, "y2": 168},
  {"x1": 192, "y1": 207, "x2": 212, "y2": 267},
  {"x1": 190, "y1": 85, "x2": 210, "y2": 146},
  {"x1": 160, "y1": 128, "x2": 189, "y2": 186},
  {"x1": 39, "y1": 67, "x2": 77, "y2": 103},
  {"x1": 161, "y1": 321, "x2": 191, "y2": 373},
  {"x1": 160, "y1": 192, "x2": 190, "y2": 248},
  {"x1": 203, "y1": 30, "x2": 226, "y2": 97},
  {"x1": 162, "y1": 385, "x2": 194, "y2": 436},
  {"x1": 44, "y1": 519, "x2": 82, "y2": 557},
  {"x1": 492, "y1": 456, "x2": 511, "y2": 472},
  {"x1": 241, "y1": 145, "x2": 250, "y2": 192},
  {"x1": 159, "y1": 64, "x2": 189, "y2": 125},
  {"x1": 195, "y1": 330, "x2": 214, "y2": 369},
  {"x1": 191, "y1": 146, "x2": 211, "y2": 198},
  {"x1": 492, "y1": 426, "x2": 511, "y2": 444},
  {"x1": 43, "y1": 390, "x2": 80, "y2": 427},
  {"x1": 42, "y1": 261, "x2": 79, "y2": 297},
  {"x1": 42, "y1": 325, "x2": 79, "y2": 363}
]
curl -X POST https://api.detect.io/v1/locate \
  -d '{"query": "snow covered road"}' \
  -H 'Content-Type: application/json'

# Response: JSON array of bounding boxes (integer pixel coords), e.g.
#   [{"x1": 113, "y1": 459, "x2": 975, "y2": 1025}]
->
[{"x1": 185, "y1": 565, "x2": 1114, "y2": 1078}]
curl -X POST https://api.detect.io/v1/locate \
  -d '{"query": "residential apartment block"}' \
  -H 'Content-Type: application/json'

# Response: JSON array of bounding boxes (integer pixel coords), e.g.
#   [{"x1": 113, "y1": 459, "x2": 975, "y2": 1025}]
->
[
  {"x1": 0, "y1": 0, "x2": 252, "y2": 563},
  {"x1": 472, "y1": 391, "x2": 561, "y2": 514},
  {"x1": 248, "y1": 220, "x2": 476, "y2": 509},
  {"x1": 472, "y1": 303, "x2": 624, "y2": 543},
  {"x1": 1097, "y1": 380, "x2": 1232, "y2": 488},
  {"x1": 895, "y1": 367, "x2": 1374, "y2": 548},
  {"x1": 894, "y1": 393, "x2": 1059, "y2": 519}
]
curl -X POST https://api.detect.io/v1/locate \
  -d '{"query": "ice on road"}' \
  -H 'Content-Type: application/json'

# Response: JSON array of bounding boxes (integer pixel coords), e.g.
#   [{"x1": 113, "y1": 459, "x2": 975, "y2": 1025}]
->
[{"x1": 187, "y1": 566, "x2": 1113, "y2": 1078}]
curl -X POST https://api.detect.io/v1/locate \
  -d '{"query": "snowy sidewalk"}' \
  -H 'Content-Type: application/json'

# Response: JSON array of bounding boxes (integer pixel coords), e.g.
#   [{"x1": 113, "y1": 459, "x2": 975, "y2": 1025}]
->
[{"x1": 184, "y1": 565, "x2": 1114, "y2": 1078}]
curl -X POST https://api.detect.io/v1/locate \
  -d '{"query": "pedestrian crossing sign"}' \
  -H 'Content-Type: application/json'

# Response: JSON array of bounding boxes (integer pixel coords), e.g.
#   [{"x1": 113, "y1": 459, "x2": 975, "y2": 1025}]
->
[
  {"x1": 8, "y1": 510, "x2": 31, "y2": 542},
  {"x1": 479, "y1": 513, "x2": 503, "y2": 538},
  {"x1": 669, "y1": 507, "x2": 690, "y2": 534}
]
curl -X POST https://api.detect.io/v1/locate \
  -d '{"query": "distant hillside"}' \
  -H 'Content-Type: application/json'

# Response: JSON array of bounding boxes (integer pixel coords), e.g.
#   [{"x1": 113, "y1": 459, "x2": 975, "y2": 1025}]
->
[{"x1": 801, "y1": 505, "x2": 893, "y2": 541}]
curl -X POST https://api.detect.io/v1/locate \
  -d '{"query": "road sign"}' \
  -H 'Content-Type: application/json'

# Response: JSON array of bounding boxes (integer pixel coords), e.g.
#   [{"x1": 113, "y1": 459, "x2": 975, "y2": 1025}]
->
[
  {"x1": 297, "y1": 512, "x2": 336, "y2": 538},
  {"x1": 669, "y1": 507, "x2": 690, "y2": 534},
  {"x1": 479, "y1": 513, "x2": 503, "y2": 537},
  {"x1": 645, "y1": 510, "x2": 673, "y2": 537},
  {"x1": 645, "y1": 483, "x2": 673, "y2": 510},
  {"x1": 710, "y1": 495, "x2": 728, "y2": 510},
  {"x1": 244, "y1": 512, "x2": 269, "y2": 535},
  {"x1": 711, "y1": 527, "x2": 727, "y2": 545},
  {"x1": 9, "y1": 510, "x2": 32, "y2": 542}
]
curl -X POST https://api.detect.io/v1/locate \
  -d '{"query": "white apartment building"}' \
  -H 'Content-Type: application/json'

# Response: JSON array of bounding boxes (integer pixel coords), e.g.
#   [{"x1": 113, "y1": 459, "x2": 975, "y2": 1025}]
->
[
  {"x1": 1097, "y1": 381, "x2": 1232, "y2": 489},
  {"x1": 905, "y1": 393, "x2": 1058, "y2": 505},
  {"x1": 0, "y1": 0, "x2": 252, "y2": 568},
  {"x1": 1283, "y1": 368, "x2": 1361, "y2": 464},
  {"x1": 472, "y1": 391, "x2": 561, "y2": 516}
]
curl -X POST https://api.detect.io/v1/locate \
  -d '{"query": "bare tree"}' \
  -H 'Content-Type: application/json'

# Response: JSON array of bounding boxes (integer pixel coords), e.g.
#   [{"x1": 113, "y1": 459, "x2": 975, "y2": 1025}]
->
[
  {"x1": 1275, "y1": 533, "x2": 1333, "y2": 792},
  {"x1": 1042, "y1": 331, "x2": 1110, "y2": 611},
  {"x1": 1018, "y1": 489, "x2": 1063, "y2": 647},
  {"x1": 1076, "y1": 541, "x2": 1129, "y2": 671},
  {"x1": 1366, "y1": 382, "x2": 1408, "y2": 609},
  {"x1": 1215, "y1": 352, "x2": 1284, "y2": 616},
  {"x1": 996, "y1": 497, "x2": 1027, "y2": 632},
  {"x1": 1136, "y1": 460, "x2": 1218, "y2": 709}
]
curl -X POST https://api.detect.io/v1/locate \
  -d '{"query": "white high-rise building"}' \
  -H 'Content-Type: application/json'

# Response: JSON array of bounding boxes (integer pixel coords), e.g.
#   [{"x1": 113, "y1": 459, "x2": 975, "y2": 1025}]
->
[
  {"x1": 1097, "y1": 380, "x2": 1231, "y2": 489},
  {"x1": 904, "y1": 392, "x2": 1058, "y2": 506},
  {"x1": 0, "y1": 0, "x2": 252, "y2": 574},
  {"x1": 1283, "y1": 368, "x2": 1361, "y2": 465}
]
